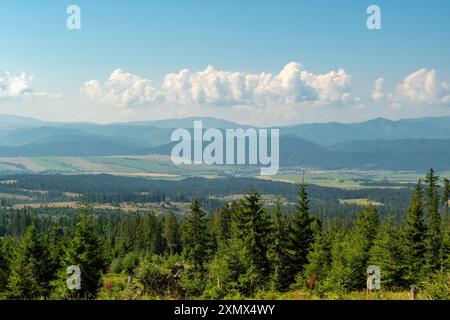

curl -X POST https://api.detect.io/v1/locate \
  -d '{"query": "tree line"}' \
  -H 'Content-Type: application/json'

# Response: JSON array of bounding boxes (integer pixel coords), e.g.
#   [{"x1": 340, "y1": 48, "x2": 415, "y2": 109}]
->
[{"x1": 0, "y1": 169, "x2": 449, "y2": 299}]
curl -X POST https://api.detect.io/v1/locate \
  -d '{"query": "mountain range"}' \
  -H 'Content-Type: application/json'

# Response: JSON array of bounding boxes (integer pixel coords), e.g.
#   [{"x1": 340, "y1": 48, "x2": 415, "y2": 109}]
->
[{"x1": 1, "y1": 114, "x2": 450, "y2": 171}]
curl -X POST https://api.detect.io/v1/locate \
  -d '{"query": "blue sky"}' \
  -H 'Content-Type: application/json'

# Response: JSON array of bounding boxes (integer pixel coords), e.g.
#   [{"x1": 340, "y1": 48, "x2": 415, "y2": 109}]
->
[{"x1": 1, "y1": 0, "x2": 450, "y2": 125}]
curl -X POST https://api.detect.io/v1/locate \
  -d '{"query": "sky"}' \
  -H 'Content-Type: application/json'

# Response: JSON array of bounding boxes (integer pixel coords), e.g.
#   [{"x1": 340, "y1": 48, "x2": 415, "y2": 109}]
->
[{"x1": 1, "y1": 0, "x2": 450, "y2": 126}]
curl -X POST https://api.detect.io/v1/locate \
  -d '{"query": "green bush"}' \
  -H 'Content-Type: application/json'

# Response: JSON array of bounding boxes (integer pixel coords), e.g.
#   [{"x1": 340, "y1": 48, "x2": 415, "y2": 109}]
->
[
  {"x1": 121, "y1": 252, "x2": 140, "y2": 275},
  {"x1": 422, "y1": 272, "x2": 450, "y2": 300},
  {"x1": 135, "y1": 256, "x2": 184, "y2": 298},
  {"x1": 110, "y1": 257, "x2": 123, "y2": 273}
]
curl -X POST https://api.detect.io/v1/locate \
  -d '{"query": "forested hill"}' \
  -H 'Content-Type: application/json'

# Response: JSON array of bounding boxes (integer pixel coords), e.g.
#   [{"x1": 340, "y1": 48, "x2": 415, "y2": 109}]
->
[{"x1": 1, "y1": 115, "x2": 450, "y2": 171}]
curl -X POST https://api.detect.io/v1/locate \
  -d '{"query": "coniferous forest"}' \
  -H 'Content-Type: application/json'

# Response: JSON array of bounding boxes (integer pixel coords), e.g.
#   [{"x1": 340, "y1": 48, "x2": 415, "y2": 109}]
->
[{"x1": 0, "y1": 169, "x2": 449, "y2": 300}]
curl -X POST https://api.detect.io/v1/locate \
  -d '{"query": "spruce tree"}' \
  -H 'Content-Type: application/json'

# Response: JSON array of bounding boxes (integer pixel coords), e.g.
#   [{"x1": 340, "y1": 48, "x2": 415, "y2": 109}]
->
[
  {"x1": 403, "y1": 181, "x2": 427, "y2": 282},
  {"x1": 269, "y1": 196, "x2": 290, "y2": 291},
  {"x1": 55, "y1": 208, "x2": 105, "y2": 299},
  {"x1": 424, "y1": 169, "x2": 443, "y2": 272},
  {"x1": 239, "y1": 189, "x2": 272, "y2": 284},
  {"x1": 324, "y1": 227, "x2": 352, "y2": 294},
  {"x1": 212, "y1": 204, "x2": 232, "y2": 245},
  {"x1": 303, "y1": 219, "x2": 331, "y2": 293},
  {"x1": 288, "y1": 182, "x2": 313, "y2": 280},
  {"x1": 8, "y1": 225, "x2": 47, "y2": 299},
  {"x1": 346, "y1": 206, "x2": 379, "y2": 289},
  {"x1": 163, "y1": 212, "x2": 181, "y2": 256},
  {"x1": 182, "y1": 199, "x2": 209, "y2": 272},
  {"x1": 0, "y1": 237, "x2": 12, "y2": 297},
  {"x1": 369, "y1": 217, "x2": 405, "y2": 287},
  {"x1": 442, "y1": 178, "x2": 450, "y2": 230}
]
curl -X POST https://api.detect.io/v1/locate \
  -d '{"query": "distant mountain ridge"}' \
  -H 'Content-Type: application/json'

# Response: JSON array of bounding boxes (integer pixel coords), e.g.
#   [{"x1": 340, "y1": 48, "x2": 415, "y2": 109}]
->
[{"x1": 1, "y1": 114, "x2": 450, "y2": 171}]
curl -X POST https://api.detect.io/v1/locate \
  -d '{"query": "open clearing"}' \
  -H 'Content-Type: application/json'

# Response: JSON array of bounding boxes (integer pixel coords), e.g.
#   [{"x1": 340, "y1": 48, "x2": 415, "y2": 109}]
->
[{"x1": 339, "y1": 198, "x2": 384, "y2": 206}]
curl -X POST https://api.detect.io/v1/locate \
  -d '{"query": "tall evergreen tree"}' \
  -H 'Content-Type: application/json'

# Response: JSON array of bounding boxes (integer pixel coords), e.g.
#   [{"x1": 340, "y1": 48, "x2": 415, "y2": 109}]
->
[
  {"x1": 269, "y1": 196, "x2": 290, "y2": 291},
  {"x1": 55, "y1": 208, "x2": 106, "y2": 299},
  {"x1": 302, "y1": 218, "x2": 331, "y2": 293},
  {"x1": 182, "y1": 199, "x2": 209, "y2": 272},
  {"x1": 8, "y1": 225, "x2": 48, "y2": 299},
  {"x1": 163, "y1": 212, "x2": 181, "y2": 256},
  {"x1": 424, "y1": 169, "x2": 443, "y2": 272},
  {"x1": 346, "y1": 206, "x2": 379, "y2": 289},
  {"x1": 324, "y1": 227, "x2": 352, "y2": 294},
  {"x1": 239, "y1": 189, "x2": 272, "y2": 284},
  {"x1": 403, "y1": 181, "x2": 427, "y2": 282},
  {"x1": 442, "y1": 178, "x2": 450, "y2": 230},
  {"x1": 369, "y1": 217, "x2": 405, "y2": 287},
  {"x1": 212, "y1": 204, "x2": 232, "y2": 246},
  {"x1": 288, "y1": 182, "x2": 313, "y2": 280},
  {"x1": 0, "y1": 237, "x2": 12, "y2": 297}
]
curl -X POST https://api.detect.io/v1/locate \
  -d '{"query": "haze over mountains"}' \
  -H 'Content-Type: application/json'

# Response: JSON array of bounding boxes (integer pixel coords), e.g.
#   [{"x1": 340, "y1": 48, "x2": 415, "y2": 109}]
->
[{"x1": 1, "y1": 114, "x2": 450, "y2": 171}]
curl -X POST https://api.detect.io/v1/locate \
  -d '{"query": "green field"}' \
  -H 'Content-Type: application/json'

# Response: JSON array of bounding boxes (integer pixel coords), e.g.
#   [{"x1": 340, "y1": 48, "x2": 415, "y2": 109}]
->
[{"x1": 1, "y1": 156, "x2": 446, "y2": 190}]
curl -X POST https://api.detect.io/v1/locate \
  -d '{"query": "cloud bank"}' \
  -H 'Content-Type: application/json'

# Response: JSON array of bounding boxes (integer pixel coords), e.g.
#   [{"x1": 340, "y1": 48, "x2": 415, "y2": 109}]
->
[{"x1": 82, "y1": 62, "x2": 352, "y2": 108}]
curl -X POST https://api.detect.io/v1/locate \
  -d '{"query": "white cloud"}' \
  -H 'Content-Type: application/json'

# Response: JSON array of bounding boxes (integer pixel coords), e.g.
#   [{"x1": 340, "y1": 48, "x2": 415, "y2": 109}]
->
[
  {"x1": 82, "y1": 69, "x2": 161, "y2": 107},
  {"x1": 372, "y1": 78, "x2": 384, "y2": 101},
  {"x1": 389, "y1": 69, "x2": 450, "y2": 106},
  {"x1": 82, "y1": 62, "x2": 352, "y2": 108},
  {"x1": 0, "y1": 70, "x2": 48, "y2": 99}
]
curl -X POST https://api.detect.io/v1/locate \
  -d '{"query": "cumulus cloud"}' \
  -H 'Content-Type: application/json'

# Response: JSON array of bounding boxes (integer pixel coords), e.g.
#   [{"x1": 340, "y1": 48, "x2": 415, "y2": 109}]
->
[
  {"x1": 389, "y1": 69, "x2": 450, "y2": 105},
  {"x1": 82, "y1": 69, "x2": 161, "y2": 107},
  {"x1": 372, "y1": 78, "x2": 384, "y2": 101},
  {"x1": 82, "y1": 62, "x2": 352, "y2": 108},
  {"x1": 0, "y1": 70, "x2": 47, "y2": 99}
]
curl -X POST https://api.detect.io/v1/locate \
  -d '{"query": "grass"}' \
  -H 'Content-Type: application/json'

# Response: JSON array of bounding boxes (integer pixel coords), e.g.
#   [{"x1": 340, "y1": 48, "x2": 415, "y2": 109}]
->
[
  {"x1": 339, "y1": 198, "x2": 384, "y2": 206},
  {"x1": 257, "y1": 169, "x2": 438, "y2": 190},
  {"x1": 97, "y1": 274, "x2": 417, "y2": 300}
]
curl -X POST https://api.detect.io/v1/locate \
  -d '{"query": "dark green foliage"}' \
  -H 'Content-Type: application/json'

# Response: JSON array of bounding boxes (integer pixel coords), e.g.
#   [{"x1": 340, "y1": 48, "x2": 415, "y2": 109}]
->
[
  {"x1": 287, "y1": 183, "x2": 314, "y2": 279},
  {"x1": 182, "y1": 199, "x2": 209, "y2": 272},
  {"x1": 54, "y1": 209, "x2": 106, "y2": 300},
  {"x1": 269, "y1": 197, "x2": 291, "y2": 291},
  {"x1": 162, "y1": 213, "x2": 181, "y2": 256},
  {"x1": 302, "y1": 221, "x2": 331, "y2": 293},
  {"x1": 424, "y1": 169, "x2": 443, "y2": 272},
  {"x1": 236, "y1": 189, "x2": 272, "y2": 289},
  {"x1": 346, "y1": 207, "x2": 379, "y2": 289},
  {"x1": 403, "y1": 181, "x2": 428, "y2": 282},
  {"x1": 369, "y1": 217, "x2": 405, "y2": 287},
  {"x1": 0, "y1": 236, "x2": 13, "y2": 297},
  {"x1": 0, "y1": 171, "x2": 449, "y2": 300},
  {"x1": 8, "y1": 225, "x2": 48, "y2": 299}
]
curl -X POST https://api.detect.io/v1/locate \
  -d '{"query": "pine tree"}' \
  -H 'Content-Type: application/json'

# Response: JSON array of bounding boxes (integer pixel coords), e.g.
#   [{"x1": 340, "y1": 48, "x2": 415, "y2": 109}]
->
[
  {"x1": 212, "y1": 204, "x2": 232, "y2": 246},
  {"x1": 44, "y1": 224, "x2": 63, "y2": 287},
  {"x1": 369, "y1": 217, "x2": 405, "y2": 288},
  {"x1": 288, "y1": 182, "x2": 313, "y2": 280},
  {"x1": 442, "y1": 178, "x2": 450, "y2": 230},
  {"x1": 54, "y1": 208, "x2": 106, "y2": 299},
  {"x1": 269, "y1": 196, "x2": 290, "y2": 291},
  {"x1": 182, "y1": 199, "x2": 209, "y2": 272},
  {"x1": 205, "y1": 238, "x2": 247, "y2": 298},
  {"x1": 324, "y1": 227, "x2": 352, "y2": 294},
  {"x1": 8, "y1": 225, "x2": 48, "y2": 299},
  {"x1": 163, "y1": 212, "x2": 181, "y2": 256},
  {"x1": 346, "y1": 206, "x2": 379, "y2": 289},
  {"x1": 0, "y1": 237, "x2": 12, "y2": 297},
  {"x1": 303, "y1": 219, "x2": 331, "y2": 293},
  {"x1": 424, "y1": 169, "x2": 443, "y2": 272},
  {"x1": 239, "y1": 189, "x2": 272, "y2": 284},
  {"x1": 403, "y1": 181, "x2": 427, "y2": 282}
]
